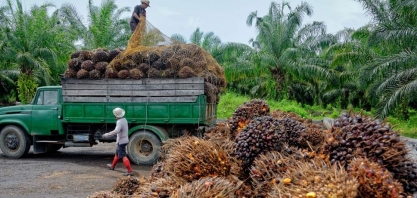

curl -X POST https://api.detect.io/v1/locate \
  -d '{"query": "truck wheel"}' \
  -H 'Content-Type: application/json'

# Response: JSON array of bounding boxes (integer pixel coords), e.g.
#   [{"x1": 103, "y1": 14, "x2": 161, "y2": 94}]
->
[
  {"x1": 0, "y1": 125, "x2": 31, "y2": 158},
  {"x1": 128, "y1": 130, "x2": 161, "y2": 165}
]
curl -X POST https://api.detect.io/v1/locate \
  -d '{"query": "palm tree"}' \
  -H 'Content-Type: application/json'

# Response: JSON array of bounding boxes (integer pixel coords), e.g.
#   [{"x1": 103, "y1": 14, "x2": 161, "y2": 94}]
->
[
  {"x1": 0, "y1": 0, "x2": 75, "y2": 103},
  {"x1": 322, "y1": 27, "x2": 377, "y2": 109},
  {"x1": 246, "y1": 1, "x2": 333, "y2": 101},
  {"x1": 171, "y1": 34, "x2": 187, "y2": 44},
  {"x1": 353, "y1": 0, "x2": 417, "y2": 119},
  {"x1": 59, "y1": 0, "x2": 131, "y2": 49}
]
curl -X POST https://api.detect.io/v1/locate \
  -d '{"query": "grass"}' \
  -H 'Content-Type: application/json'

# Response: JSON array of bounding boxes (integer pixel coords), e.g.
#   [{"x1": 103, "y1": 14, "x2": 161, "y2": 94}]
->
[{"x1": 217, "y1": 92, "x2": 417, "y2": 138}]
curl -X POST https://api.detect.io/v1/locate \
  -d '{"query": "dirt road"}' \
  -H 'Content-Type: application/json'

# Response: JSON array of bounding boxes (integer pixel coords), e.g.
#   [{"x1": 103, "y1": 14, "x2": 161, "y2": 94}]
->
[
  {"x1": 2, "y1": 137, "x2": 417, "y2": 198},
  {"x1": 0, "y1": 143, "x2": 152, "y2": 198}
]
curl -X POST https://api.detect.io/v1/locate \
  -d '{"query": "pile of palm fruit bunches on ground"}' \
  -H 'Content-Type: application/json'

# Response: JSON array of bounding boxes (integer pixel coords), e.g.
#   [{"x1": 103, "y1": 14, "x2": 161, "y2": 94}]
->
[
  {"x1": 64, "y1": 44, "x2": 226, "y2": 103},
  {"x1": 86, "y1": 99, "x2": 417, "y2": 198},
  {"x1": 66, "y1": 45, "x2": 416, "y2": 198}
]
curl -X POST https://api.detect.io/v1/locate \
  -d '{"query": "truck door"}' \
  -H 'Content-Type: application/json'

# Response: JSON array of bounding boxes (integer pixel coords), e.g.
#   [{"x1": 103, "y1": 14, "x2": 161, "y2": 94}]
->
[{"x1": 31, "y1": 90, "x2": 59, "y2": 135}]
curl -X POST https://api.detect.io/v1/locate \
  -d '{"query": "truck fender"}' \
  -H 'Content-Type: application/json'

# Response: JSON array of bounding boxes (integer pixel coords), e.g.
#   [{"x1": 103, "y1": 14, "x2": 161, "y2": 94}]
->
[
  {"x1": 129, "y1": 125, "x2": 168, "y2": 141},
  {"x1": 0, "y1": 120, "x2": 30, "y2": 136}
]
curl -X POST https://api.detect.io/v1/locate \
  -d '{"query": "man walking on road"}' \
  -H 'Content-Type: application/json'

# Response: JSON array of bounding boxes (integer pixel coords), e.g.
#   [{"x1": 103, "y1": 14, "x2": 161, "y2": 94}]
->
[
  {"x1": 130, "y1": 0, "x2": 150, "y2": 33},
  {"x1": 102, "y1": 107, "x2": 134, "y2": 176}
]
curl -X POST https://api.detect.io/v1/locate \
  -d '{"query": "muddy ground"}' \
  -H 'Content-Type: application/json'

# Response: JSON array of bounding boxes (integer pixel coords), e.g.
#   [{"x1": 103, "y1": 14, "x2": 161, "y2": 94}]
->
[
  {"x1": 0, "y1": 143, "x2": 152, "y2": 198},
  {"x1": 2, "y1": 138, "x2": 417, "y2": 198}
]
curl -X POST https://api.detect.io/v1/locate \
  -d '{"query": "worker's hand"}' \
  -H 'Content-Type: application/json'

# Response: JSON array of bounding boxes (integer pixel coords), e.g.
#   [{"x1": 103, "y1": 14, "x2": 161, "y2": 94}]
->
[{"x1": 102, "y1": 133, "x2": 108, "y2": 139}]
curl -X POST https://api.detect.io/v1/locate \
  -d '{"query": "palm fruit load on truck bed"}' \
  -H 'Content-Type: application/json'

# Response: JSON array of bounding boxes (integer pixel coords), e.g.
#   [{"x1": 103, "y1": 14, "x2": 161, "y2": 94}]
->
[{"x1": 63, "y1": 16, "x2": 226, "y2": 105}]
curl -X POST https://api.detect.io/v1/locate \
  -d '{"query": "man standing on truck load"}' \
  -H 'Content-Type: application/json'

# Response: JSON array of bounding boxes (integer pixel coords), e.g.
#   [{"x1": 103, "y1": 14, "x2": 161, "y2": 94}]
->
[
  {"x1": 130, "y1": 0, "x2": 150, "y2": 33},
  {"x1": 102, "y1": 107, "x2": 134, "y2": 176}
]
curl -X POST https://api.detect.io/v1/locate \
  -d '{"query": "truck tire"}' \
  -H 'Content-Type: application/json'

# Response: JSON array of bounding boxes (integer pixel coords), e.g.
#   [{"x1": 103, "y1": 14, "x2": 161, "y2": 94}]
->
[
  {"x1": 0, "y1": 125, "x2": 31, "y2": 158},
  {"x1": 128, "y1": 130, "x2": 161, "y2": 165}
]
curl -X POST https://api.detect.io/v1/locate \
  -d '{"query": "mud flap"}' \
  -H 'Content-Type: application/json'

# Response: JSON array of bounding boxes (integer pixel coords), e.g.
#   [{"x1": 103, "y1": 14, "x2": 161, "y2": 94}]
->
[{"x1": 33, "y1": 136, "x2": 47, "y2": 154}]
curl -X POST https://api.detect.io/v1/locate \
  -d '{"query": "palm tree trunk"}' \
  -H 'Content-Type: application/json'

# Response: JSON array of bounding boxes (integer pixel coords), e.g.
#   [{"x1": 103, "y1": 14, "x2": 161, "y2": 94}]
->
[
  {"x1": 270, "y1": 67, "x2": 285, "y2": 99},
  {"x1": 341, "y1": 89, "x2": 349, "y2": 109}
]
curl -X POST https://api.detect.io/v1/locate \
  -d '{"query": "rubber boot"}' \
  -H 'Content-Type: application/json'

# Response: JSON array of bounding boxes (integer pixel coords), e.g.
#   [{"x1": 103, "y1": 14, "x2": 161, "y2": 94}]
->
[
  {"x1": 107, "y1": 155, "x2": 118, "y2": 170},
  {"x1": 122, "y1": 157, "x2": 134, "y2": 176}
]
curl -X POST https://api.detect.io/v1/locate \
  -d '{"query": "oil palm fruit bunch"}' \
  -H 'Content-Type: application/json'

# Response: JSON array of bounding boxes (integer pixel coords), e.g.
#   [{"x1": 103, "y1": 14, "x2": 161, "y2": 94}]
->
[
  {"x1": 129, "y1": 68, "x2": 145, "y2": 79},
  {"x1": 163, "y1": 136, "x2": 230, "y2": 182},
  {"x1": 165, "y1": 58, "x2": 180, "y2": 70},
  {"x1": 179, "y1": 58, "x2": 194, "y2": 68},
  {"x1": 70, "y1": 51, "x2": 81, "y2": 59},
  {"x1": 271, "y1": 109, "x2": 306, "y2": 123},
  {"x1": 178, "y1": 66, "x2": 197, "y2": 78},
  {"x1": 89, "y1": 70, "x2": 101, "y2": 79},
  {"x1": 203, "y1": 123, "x2": 243, "y2": 177},
  {"x1": 250, "y1": 151, "x2": 301, "y2": 197},
  {"x1": 347, "y1": 158, "x2": 404, "y2": 198},
  {"x1": 229, "y1": 99, "x2": 271, "y2": 139},
  {"x1": 269, "y1": 159, "x2": 359, "y2": 198},
  {"x1": 76, "y1": 69, "x2": 89, "y2": 79},
  {"x1": 176, "y1": 48, "x2": 192, "y2": 58},
  {"x1": 204, "y1": 82, "x2": 219, "y2": 104},
  {"x1": 147, "y1": 67, "x2": 163, "y2": 78},
  {"x1": 138, "y1": 63, "x2": 150, "y2": 73},
  {"x1": 95, "y1": 61, "x2": 108, "y2": 73},
  {"x1": 67, "y1": 58, "x2": 82, "y2": 71},
  {"x1": 104, "y1": 67, "x2": 118, "y2": 78},
  {"x1": 144, "y1": 51, "x2": 160, "y2": 64},
  {"x1": 298, "y1": 122, "x2": 326, "y2": 151},
  {"x1": 137, "y1": 177, "x2": 181, "y2": 198},
  {"x1": 112, "y1": 176, "x2": 142, "y2": 196},
  {"x1": 149, "y1": 162, "x2": 172, "y2": 182},
  {"x1": 323, "y1": 112, "x2": 417, "y2": 194},
  {"x1": 160, "y1": 48, "x2": 174, "y2": 63},
  {"x1": 233, "y1": 116, "x2": 286, "y2": 171},
  {"x1": 79, "y1": 50, "x2": 93, "y2": 61},
  {"x1": 276, "y1": 118, "x2": 306, "y2": 147},
  {"x1": 117, "y1": 69, "x2": 129, "y2": 79},
  {"x1": 272, "y1": 109, "x2": 326, "y2": 150},
  {"x1": 172, "y1": 177, "x2": 239, "y2": 198},
  {"x1": 132, "y1": 51, "x2": 144, "y2": 64},
  {"x1": 108, "y1": 49, "x2": 121, "y2": 62},
  {"x1": 63, "y1": 69, "x2": 77, "y2": 78},
  {"x1": 203, "y1": 122, "x2": 232, "y2": 142},
  {"x1": 151, "y1": 60, "x2": 166, "y2": 70},
  {"x1": 81, "y1": 60, "x2": 94, "y2": 71},
  {"x1": 91, "y1": 49, "x2": 109, "y2": 63}
]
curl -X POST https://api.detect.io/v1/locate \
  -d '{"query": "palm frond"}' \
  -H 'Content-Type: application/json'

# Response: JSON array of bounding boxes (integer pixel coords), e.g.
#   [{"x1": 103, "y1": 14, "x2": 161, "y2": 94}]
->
[
  {"x1": 369, "y1": 26, "x2": 417, "y2": 47},
  {"x1": 189, "y1": 28, "x2": 204, "y2": 46},
  {"x1": 377, "y1": 78, "x2": 417, "y2": 118},
  {"x1": 171, "y1": 34, "x2": 187, "y2": 44}
]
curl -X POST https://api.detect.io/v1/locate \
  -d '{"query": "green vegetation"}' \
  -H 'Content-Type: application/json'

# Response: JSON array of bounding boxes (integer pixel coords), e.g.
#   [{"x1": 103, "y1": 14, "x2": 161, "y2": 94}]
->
[
  {"x1": 218, "y1": 92, "x2": 417, "y2": 138},
  {"x1": 0, "y1": 0, "x2": 416, "y2": 136}
]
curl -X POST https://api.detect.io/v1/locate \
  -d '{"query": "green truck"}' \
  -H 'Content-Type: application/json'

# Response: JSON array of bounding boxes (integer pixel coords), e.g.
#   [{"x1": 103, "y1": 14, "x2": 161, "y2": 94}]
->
[{"x1": 0, "y1": 77, "x2": 216, "y2": 165}]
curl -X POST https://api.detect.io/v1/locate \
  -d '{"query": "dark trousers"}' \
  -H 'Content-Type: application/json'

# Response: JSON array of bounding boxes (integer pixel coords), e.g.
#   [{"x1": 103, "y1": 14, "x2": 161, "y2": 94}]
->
[
  {"x1": 116, "y1": 143, "x2": 128, "y2": 158},
  {"x1": 130, "y1": 22, "x2": 138, "y2": 34}
]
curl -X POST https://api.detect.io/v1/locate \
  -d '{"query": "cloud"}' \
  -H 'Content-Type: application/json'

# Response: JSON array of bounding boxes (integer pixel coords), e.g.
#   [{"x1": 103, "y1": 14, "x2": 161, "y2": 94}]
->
[
  {"x1": 185, "y1": 16, "x2": 202, "y2": 28},
  {"x1": 157, "y1": 7, "x2": 180, "y2": 17}
]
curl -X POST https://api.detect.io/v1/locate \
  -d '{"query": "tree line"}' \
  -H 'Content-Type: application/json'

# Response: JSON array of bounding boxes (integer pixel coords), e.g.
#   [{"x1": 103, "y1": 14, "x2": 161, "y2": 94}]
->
[{"x1": 0, "y1": 0, "x2": 416, "y2": 120}]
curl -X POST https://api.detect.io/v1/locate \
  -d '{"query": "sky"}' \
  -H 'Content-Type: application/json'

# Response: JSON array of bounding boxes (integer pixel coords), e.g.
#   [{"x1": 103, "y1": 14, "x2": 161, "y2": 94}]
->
[{"x1": 19, "y1": 0, "x2": 372, "y2": 45}]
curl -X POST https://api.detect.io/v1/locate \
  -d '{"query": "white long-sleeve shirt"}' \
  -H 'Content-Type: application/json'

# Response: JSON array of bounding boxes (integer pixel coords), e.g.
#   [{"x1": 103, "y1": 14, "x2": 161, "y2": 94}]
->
[{"x1": 104, "y1": 118, "x2": 129, "y2": 144}]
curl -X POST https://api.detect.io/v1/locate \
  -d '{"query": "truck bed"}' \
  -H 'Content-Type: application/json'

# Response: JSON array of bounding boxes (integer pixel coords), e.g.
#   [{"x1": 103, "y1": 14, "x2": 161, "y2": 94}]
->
[{"x1": 60, "y1": 77, "x2": 216, "y2": 126}]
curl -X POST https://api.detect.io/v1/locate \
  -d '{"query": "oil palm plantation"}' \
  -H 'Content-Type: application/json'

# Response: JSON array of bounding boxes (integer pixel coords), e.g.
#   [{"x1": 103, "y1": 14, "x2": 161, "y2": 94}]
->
[
  {"x1": 59, "y1": 0, "x2": 131, "y2": 49},
  {"x1": 334, "y1": 0, "x2": 417, "y2": 119},
  {"x1": 322, "y1": 27, "x2": 377, "y2": 109},
  {"x1": 245, "y1": 1, "x2": 333, "y2": 101},
  {"x1": 0, "y1": 0, "x2": 75, "y2": 103}
]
